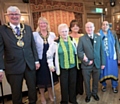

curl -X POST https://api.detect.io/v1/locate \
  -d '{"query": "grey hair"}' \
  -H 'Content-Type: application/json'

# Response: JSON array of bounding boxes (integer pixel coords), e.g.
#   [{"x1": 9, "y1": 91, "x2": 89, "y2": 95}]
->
[{"x1": 7, "y1": 6, "x2": 21, "y2": 14}]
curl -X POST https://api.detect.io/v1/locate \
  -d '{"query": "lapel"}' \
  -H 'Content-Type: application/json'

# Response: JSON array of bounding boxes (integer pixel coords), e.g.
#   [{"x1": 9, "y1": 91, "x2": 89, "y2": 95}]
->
[
  {"x1": 22, "y1": 25, "x2": 31, "y2": 47},
  {"x1": 85, "y1": 34, "x2": 93, "y2": 49},
  {"x1": 22, "y1": 25, "x2": 27, "y2": 47},
  {"x1": 93, "y1": 34, "x2": 97, "y2": 49},
  {"x1": 5, "y1": 25, "x2": 17, "y2": 41}
]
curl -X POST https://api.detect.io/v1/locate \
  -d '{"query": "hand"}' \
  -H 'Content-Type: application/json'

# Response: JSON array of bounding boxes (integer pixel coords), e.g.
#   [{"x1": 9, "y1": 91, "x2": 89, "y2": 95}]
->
[
  {"x1": 118, "y1": 60, "x2": 120, "y2": 64},
  {"x1": 96, "y1": 33, "x2": 101, "y2": 36},
  {"x1": 35, "y1": 63, "x2": 40, "y2": 70},
  {"x1": 50, "y1": 67, "x2": 55, "y2": 72},
  {"x1": 88, "y1": 60, "x2": 93, "y2": 65},
  {"x1": 83, "y1": 54, "x2": 88, "y2": 62},
  {"x1": 54, "y1": 37, "x2": 59, "y2": 40},
  {"x1": 0, "y1": 72, "x2": 4, "y2": 82},
  {"x1": 101, "y1": 65, "x2": 105, "y2": 69}
]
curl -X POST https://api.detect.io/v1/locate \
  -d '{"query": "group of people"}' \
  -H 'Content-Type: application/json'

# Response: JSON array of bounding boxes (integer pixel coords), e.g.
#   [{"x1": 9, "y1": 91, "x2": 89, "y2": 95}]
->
[{"x1": 0, "y1": 6, "x2": 120, "y2": 104}]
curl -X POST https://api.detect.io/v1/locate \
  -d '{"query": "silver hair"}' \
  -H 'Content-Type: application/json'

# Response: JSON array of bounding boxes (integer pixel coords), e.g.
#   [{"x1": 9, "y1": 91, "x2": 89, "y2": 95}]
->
[{"x1": 7, "y1": 6, "x2": 21, "y2": 14}]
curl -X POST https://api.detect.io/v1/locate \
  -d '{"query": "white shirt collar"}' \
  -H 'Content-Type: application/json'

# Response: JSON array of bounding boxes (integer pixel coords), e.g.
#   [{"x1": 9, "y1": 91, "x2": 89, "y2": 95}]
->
[
  {"x1": 88, "y1": 34, "x2": 93, "y2": 39},
  {"x1": 10, "y1": 23, "x2": 20, "y2": 30}
]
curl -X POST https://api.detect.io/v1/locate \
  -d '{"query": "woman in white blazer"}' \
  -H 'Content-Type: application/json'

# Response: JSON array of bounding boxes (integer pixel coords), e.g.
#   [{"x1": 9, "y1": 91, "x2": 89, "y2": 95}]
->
[
  {"x1": 33, "y1": 17, "x2": 58, "y2": 104},
  {"x1": 47, "y1": 23, "x2": 78, "y2": 104}
]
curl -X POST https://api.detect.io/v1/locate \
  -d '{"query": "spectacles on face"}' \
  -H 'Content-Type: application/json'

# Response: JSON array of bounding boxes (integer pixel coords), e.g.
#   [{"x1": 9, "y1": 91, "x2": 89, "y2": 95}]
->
[{"x1": 8, "y1": 14, "x2": 20, "y2": 16}]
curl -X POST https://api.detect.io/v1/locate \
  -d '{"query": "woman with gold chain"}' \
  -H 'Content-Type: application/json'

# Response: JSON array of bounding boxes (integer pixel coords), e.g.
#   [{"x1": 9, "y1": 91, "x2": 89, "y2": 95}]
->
[
  {"x1": 33, "y1": 17, "x2": 58, "y2": 104},
  {"x1": 47, "y1": 23, "x2": 78, "y2": 104}
]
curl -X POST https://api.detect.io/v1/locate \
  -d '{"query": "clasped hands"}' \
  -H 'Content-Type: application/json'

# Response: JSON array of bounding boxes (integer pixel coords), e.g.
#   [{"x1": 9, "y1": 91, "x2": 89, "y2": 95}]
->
[
  {"x1": 83, "y1": 54, "x2": 93, "y2": 65},
  {"x1": 83, "y1": 54, "x2": 105, "y2": 69}
]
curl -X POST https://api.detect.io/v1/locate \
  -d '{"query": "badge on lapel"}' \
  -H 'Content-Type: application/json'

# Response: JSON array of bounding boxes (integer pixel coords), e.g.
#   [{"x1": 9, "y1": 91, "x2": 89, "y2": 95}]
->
[{"x1": 94, "y1": 36, "x2": 97, "y2": 43}]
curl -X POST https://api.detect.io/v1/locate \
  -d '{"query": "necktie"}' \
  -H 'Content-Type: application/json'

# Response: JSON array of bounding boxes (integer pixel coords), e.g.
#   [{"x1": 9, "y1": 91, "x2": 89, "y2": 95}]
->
[
  {"x1": 89, "y1": 35, "x2": 93, "y2": 45},
  {"x1": 15, "y1": 26, "x2": 20, "y2": 36},
  {"x1": 89, "y1": 35, "x2": 92, "y2": 39}
]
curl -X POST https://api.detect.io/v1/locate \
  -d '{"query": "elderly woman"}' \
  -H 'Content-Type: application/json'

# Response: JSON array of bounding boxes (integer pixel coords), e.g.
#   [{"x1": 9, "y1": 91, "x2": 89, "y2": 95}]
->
[
  {"x1": 33, "y1": 17, "x2": 58, "y2": 104},
  {"x1": 47, "y1": 23, "x2": 78, "y2": 104},
  {"x1": 69, "y1": 19, "x2": 84, "y2": 95}
]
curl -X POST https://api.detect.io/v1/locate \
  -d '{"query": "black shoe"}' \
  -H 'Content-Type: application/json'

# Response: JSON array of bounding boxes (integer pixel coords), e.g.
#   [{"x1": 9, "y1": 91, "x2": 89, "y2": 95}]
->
[
  {"x1": 112, "y1": 87, "x2": 118, "y2": 93},
  {"x1": 85, "y1": 96, "x2": 91, "y2": 103},
  {"x1": 92, "y1": 94, "x2": 99, "y2": 101},
  {"x1": 101, "y1": 86, "x2": 106, "y2": 92}
]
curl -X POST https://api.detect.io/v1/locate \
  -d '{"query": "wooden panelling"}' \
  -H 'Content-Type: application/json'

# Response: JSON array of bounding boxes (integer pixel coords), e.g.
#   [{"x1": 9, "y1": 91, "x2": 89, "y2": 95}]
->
[{"x1": 0, "y1": 1, "x2": 34, "y2": 29}]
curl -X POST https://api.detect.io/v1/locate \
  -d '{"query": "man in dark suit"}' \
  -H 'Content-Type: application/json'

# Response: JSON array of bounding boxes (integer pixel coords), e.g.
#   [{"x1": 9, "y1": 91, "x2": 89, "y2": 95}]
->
[
  {"x1": 0, "y1": 6, "x2": 40, "y2": 104},
  {"x1": 77, "y1": 22, "x2": 105, "y2": 103}
]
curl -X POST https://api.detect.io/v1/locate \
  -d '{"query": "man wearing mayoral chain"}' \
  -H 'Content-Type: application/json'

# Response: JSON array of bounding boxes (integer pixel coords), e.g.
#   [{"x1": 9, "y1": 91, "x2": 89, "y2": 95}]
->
[{"x1": 0, "y1": 6, "x2": 40, "y2": 104}]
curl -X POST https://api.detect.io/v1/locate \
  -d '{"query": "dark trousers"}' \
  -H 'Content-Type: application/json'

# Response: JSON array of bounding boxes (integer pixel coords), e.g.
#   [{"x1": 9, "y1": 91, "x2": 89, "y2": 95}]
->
[
  {"x1": 82, "y1": 66, "x2": 100, "y2": 96},
  {"x1": 6, "y1": 66, "x2": 37, "y2": 104},
  {"x1": 60, "y1": 67, "x2": 77, "y2": 104},
  {"x1": 76, "y1": 64, "x2": 84, "y2": 95}
]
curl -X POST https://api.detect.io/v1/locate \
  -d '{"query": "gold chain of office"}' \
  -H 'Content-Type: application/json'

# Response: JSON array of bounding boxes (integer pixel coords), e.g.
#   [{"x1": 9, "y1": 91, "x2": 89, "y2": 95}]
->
[
  {"x1": 39, "y1": 32, "x2": 49, "y2": 44},
  {"x1": 5, "y1": 23, "x2": 25, "y2": 47}
]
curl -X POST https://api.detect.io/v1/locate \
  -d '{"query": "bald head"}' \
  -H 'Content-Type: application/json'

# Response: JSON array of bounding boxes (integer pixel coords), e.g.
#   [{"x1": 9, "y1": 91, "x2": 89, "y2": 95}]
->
[
  {"x1": 85, "y1": 22, "x2": 94, "y2": 27},
  {"x1": 101, "y1": 21, "x2": 109, "y2": 32},
  {"x1": 85, "y1": 22, "x2": 95, "y2": 35}
]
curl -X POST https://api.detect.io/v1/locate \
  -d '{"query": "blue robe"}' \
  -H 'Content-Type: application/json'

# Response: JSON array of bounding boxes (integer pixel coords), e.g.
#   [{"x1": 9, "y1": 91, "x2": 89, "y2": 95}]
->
[{"x1": 99, "y1": 30, "x2": 118, "y2": 82}]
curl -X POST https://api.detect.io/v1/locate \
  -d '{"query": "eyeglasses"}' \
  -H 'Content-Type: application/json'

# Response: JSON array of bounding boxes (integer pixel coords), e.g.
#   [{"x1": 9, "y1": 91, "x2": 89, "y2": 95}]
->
[{"x1": 8, "y1": 14, "x2": 20, "y2": 16}]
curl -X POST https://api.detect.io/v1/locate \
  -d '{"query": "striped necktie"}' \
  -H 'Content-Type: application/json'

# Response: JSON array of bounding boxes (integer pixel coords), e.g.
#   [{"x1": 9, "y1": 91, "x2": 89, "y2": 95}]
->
[{"x1": 15, "y1": 26, "x2": 20, "y2": 36}]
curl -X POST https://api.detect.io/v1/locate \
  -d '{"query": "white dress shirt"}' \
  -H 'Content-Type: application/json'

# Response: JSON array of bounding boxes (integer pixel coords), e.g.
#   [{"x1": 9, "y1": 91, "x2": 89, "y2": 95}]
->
[
  {"x1": 10, "y1": 23, "x2": 20, "y2": 34},
  {"x1": 88, "y1": 34, "x2": 93, "y2": 39}
]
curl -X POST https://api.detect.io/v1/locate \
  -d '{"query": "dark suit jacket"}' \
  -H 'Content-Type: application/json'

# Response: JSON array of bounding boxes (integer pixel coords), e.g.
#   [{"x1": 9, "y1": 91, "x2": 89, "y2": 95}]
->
[
  {"x1": 77, "y1": 34, "x2": 105, "y2": 69},
  {"x1": 0, "y1": 24, "x2": 39, "y2": 74}
]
